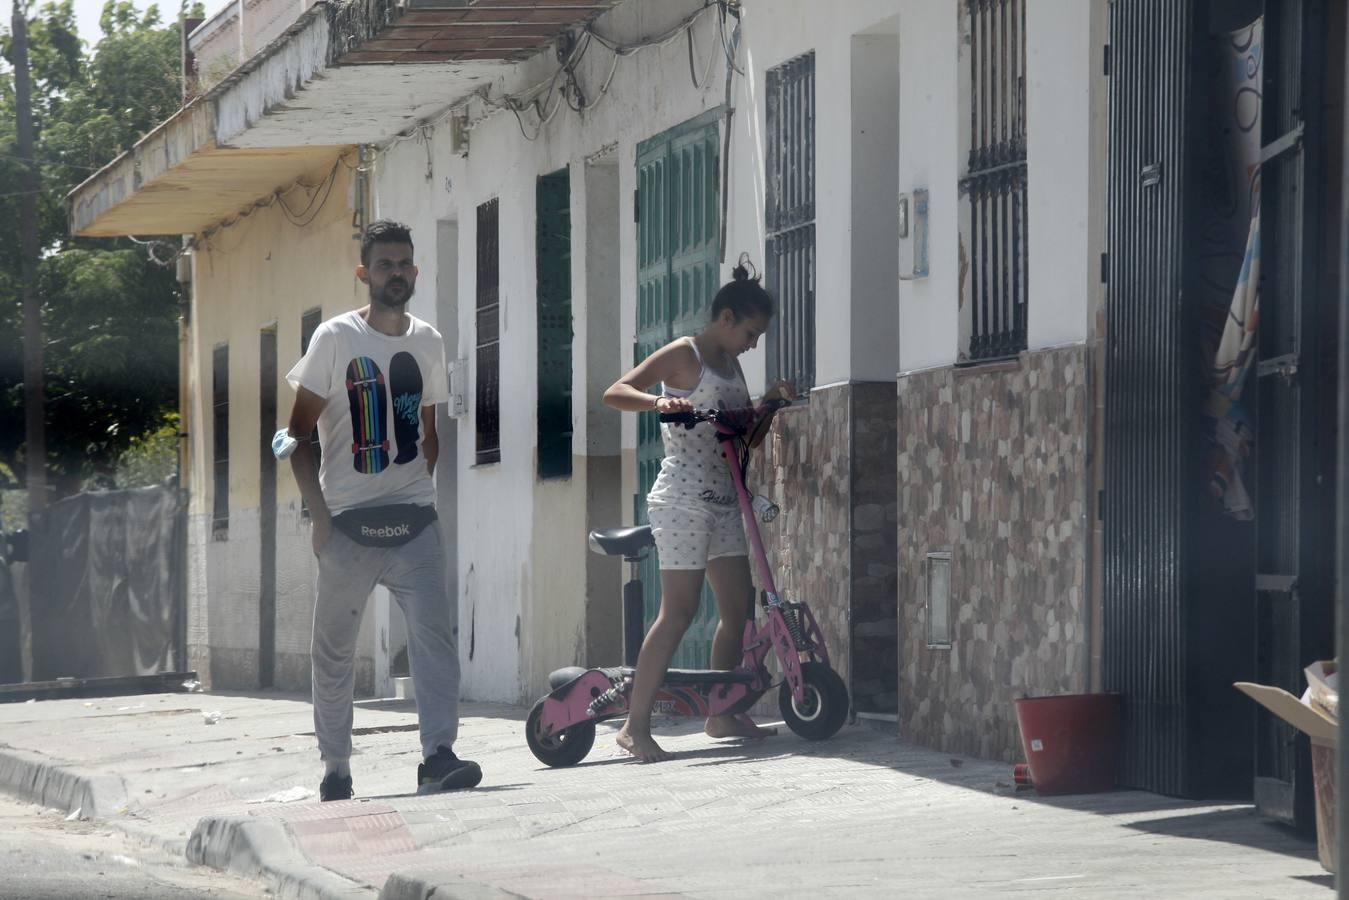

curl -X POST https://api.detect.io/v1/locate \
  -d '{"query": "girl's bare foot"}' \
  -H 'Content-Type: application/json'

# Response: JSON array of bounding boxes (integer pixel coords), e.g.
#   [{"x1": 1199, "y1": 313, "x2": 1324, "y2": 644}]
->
[
  {"x1": 705, "y1": 713, "x2": 779, "y2": 739},
  {"x1": 616, "y1": 725, "x2": 673, "y2": 762}
]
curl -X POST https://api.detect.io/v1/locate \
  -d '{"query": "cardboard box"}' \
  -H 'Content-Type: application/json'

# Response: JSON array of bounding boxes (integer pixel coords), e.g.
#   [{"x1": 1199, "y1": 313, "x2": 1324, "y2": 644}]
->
[{"x1": 1236, "y1": 662, "x2": 1337, "y2": 873}]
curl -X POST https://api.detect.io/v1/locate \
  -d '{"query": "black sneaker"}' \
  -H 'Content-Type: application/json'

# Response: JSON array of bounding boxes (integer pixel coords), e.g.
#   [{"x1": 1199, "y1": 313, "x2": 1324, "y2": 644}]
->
[
  {"x1": 417, "y1": 746, "x2": 482, "y2": 794},
  {"x1": 319, "y1": 772, "x2": 353, "y2": 802}
]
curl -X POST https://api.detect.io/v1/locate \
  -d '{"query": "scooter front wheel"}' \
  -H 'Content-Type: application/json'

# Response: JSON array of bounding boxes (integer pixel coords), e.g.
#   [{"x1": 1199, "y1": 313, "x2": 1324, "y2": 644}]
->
[
  {"x1": 526, "y1": 699, "x2": 597, "y2": 767},
  {"x1": 779, "y1": 662, "x2": 849, "y2": 741}
]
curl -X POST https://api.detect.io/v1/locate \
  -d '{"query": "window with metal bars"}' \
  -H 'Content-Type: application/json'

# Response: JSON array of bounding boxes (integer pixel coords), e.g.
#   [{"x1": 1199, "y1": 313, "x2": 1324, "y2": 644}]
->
[
  {"x1": 960, "y1": 0, "x2": 1028, "y2": 362},
  {"x1": 476, "y1": 198, "x2": 501, "y2": 465},
  {"x1": 211, "y1": 343, "x2": 229, "y2": 538},
  {"x1": 765, "y1": 51, "x2": 816, "y2": 396}
]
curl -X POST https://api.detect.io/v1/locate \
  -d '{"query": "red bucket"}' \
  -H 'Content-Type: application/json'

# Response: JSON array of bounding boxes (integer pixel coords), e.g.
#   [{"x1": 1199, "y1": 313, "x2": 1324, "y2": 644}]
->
[{"x1": 1013, "y1": 693, "x2": 1121, "y2": 795}]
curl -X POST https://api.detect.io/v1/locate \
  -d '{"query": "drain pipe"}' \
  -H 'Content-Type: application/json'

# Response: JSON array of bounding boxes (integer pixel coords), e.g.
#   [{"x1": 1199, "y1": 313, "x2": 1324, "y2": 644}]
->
[{"x1": 717, "y1": 1, "x2": 741, "y2": 263}]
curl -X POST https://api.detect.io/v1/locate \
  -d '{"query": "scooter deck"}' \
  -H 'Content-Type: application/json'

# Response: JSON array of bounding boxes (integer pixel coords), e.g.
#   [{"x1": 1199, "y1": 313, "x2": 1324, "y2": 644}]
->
[{"x1": 621, "y1": 666, "x2": 755, "y2": 686}]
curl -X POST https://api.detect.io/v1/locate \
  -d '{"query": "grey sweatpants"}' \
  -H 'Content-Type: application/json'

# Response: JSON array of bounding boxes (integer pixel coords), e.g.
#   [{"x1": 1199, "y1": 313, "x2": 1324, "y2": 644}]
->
[{"x1": 312, "y1": 521, "x2": 460, "y2": 761}]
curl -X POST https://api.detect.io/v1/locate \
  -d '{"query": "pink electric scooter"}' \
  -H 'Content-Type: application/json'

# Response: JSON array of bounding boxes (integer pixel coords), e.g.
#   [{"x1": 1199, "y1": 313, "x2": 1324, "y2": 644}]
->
[{"x1": 524, "y1": 401, "x2": 849, "y2": 767}]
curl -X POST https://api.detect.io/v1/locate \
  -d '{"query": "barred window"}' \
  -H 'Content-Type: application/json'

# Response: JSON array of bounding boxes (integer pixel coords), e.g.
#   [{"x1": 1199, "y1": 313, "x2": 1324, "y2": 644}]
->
[
  {"x1": 960, "y1": 0, "x2": 1028, "y2": 362},
  {"x1": 211, "y1": 343, "x2": 229, "y2": 539},
  {"x1": 765, "y1": 51, "x2": 816, "y2": 396},
  {"x1": 476, "y1": 198, "x2": 501, "y2": 465}
]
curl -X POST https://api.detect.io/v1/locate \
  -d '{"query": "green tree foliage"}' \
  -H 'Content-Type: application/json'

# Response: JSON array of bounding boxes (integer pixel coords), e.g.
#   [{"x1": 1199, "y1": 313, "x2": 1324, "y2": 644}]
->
[
  {"x1": 0, "y1": 1, "x2": 203, "y2": 494},
  {"x1": 114, "y1": 411, "x2": 178, "y2": 488}
]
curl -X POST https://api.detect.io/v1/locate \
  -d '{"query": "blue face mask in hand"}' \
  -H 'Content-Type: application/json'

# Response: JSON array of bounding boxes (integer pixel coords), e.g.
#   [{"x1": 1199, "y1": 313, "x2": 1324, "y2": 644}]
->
[{"x1": 272, "y1": 428, "x2": 299, "y2": 460}]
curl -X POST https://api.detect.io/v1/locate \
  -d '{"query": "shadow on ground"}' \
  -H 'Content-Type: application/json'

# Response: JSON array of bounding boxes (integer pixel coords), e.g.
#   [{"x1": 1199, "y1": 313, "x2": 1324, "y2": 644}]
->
[{"x1": 194, "y1": 692, "x2": 1321, "y2": 866}]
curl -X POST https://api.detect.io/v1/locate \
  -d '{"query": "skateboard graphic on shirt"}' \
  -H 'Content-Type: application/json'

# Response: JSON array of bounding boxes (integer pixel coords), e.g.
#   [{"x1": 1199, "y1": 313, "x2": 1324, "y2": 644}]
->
[
  {"x1": 388, "y1": 351, "x2": 423, "y2": 466},
  {"x1": 346, "y1": 356, "x2": 389, "y2": 474}
]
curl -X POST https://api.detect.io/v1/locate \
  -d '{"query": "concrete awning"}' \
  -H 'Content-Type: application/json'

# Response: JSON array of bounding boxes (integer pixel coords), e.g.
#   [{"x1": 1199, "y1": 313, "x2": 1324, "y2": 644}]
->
[
  {"x1": 66, "y1": 100, "x2": 344, "y2": 237},
  {"x1": 338, "y1": 0, "x2": 623, "y2": 64},
  {"x1": 69, "y1": 0, "x2": 623, "y2": 237}
]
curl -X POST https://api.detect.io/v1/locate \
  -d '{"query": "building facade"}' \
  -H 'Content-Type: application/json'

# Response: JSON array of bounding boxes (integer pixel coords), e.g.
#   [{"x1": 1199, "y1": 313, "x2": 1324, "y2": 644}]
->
[{"x1": 68, "y1": 0, "x2": 1343, "y2": 834}]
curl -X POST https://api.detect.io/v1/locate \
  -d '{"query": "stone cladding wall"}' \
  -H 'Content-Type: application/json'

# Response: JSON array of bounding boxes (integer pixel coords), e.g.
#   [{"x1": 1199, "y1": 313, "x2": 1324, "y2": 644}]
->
[{"x1": 895, "y1": 345, "x2": 1091, "y2": 761}]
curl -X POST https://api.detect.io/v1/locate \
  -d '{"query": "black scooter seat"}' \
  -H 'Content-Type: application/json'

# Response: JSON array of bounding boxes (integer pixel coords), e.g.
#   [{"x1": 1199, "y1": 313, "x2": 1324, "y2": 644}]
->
[
  {"x1": 621, "y1": 666, "x2": 754, "y2": 686},
  {"x1": 588, "y1": 525, "x2": 654, "y2": 557},
  {"x1": 548, "y1": 666, "x2": 589, "y2": 690}
]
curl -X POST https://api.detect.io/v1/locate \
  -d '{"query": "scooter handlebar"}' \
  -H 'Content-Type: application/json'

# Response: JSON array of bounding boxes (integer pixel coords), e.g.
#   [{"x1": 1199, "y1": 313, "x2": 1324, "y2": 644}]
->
[
  {"x1": 657, "y1": 407, "x2": 715, "y2": 428},
  {"x1": 658, "y1": 397, "x2": 787, "y2": 427}
]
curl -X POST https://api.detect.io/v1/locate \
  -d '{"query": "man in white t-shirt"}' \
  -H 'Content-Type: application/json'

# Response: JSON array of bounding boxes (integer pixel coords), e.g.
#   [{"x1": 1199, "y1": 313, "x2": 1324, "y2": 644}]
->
[{"x1": 284, "y1": 220, "x2": 480, "y2": 801}]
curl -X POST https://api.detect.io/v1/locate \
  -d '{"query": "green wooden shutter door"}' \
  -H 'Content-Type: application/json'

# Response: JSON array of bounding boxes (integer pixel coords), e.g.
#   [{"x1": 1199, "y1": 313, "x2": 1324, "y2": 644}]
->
[
  {"x1": 536, "y1": 170, "x2": 573, "y2": 479},
  {"x1": 635, "y1": 115, "x2": 722, "y2": 669}
]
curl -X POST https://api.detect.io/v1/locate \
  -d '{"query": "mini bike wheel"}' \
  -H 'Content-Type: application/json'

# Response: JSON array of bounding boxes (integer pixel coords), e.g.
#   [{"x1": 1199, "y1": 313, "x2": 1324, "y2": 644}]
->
[
  {"x1": 778, "y1": 662, "x2": 849, "y2": 741},
  {"x1": 525, "y1": 699, "x2": 596, "y2": 767}
]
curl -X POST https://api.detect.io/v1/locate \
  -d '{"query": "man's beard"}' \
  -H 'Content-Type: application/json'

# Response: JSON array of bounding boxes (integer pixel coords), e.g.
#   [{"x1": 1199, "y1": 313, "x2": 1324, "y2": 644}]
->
[{"x1": 372, "y1": 278, "x2": 413, "y2": 308}]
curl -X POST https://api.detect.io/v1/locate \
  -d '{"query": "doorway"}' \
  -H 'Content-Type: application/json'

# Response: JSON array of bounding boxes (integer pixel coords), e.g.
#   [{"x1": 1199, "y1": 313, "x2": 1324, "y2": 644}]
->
[
  {"x1": 635, "y1": 109, "x2": 723, "y2": 669},
  {"x1": 1103, "y1": 0, "x2": 1342, "y2": 820}
]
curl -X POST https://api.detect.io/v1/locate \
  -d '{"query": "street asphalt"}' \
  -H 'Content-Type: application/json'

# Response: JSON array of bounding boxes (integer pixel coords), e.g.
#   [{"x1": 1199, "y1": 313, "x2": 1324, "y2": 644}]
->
[{"x1": 0, "y1": 791, "x2": 267, "y2": 899}]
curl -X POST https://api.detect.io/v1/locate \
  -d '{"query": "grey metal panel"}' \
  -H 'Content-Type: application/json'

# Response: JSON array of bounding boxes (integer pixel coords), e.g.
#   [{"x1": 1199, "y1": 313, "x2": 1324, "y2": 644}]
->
[
  {"x1": 1252, "y1": 0, "x2": 1336, "y2": 833},
  {"x1": 1103, "y1": 0, "x2": 1194, "y2": 798}
]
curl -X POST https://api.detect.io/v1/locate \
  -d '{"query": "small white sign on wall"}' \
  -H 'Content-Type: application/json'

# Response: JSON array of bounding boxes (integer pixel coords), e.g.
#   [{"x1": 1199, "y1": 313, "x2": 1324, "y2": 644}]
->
[{"x1": 448, "y1": 358, "x2": 468, "y2": 418}]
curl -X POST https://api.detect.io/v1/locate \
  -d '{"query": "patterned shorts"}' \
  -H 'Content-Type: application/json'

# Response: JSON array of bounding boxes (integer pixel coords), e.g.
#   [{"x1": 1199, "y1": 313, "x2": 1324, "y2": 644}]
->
[{"x1": 646, "y1": 501, "x2": 748, "y2": 570}]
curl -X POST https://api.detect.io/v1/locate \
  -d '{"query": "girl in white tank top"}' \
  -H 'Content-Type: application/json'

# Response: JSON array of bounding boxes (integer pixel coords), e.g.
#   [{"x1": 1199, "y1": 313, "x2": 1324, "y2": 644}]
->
[
  {"x1": 646, "y1": 336, "x2": 750, "y2": 509},
  {"x1": 602, "y1": 262, "x2": 792, "y2": 763}
]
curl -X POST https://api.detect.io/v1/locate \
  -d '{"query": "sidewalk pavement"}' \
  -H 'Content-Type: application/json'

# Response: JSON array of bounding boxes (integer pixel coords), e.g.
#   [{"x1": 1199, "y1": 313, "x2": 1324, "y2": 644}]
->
[{"x1": 0, "y1": 690, "x2": 1329, "y2": 899}]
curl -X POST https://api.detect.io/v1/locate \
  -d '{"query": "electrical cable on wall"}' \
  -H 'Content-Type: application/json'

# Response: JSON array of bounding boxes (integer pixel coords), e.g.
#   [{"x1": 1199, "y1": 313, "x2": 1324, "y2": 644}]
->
[
  {"x1": 372, "y1": 0, "x2": 741, "y2": 153},
  {"x1": 686, "y1": 15, "x2": 718, "y2": 90},
  {"x1": 185, "y1": 2, "x2": 744, "y2": 253},
  {"x1": 275, "y1": 158, "x2": 342, "y2": 227},
  {"x1": 718, "y1": 1, "x2": 743, "y2": 258},
  {"x1": 194, "y1": 150, "x2": 354, "y2": 252},
  {"x1": 718, "y1": 0, "x2": 746, "y2": 76},
  {"x1": 127, "y1": 234, "x2": 186, "y2": 268},
  {"x1": 101, "y1": 163, "x2": 340, "y2": 263},
  {"x1": 504, "y1": 0, "x2": 731, "y2": 139}
]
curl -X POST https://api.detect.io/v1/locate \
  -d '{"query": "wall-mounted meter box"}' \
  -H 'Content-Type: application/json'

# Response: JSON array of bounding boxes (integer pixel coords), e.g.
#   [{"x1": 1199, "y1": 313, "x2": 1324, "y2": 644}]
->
[{"x1": 448, "y1": 358, "x2": 468, "y2": 418}]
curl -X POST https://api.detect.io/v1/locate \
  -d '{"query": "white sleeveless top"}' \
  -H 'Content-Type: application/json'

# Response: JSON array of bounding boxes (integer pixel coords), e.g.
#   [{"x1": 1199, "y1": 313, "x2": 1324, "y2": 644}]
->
[{"x1": 646, "y1": 337, "x2": 751, "y2": 509}]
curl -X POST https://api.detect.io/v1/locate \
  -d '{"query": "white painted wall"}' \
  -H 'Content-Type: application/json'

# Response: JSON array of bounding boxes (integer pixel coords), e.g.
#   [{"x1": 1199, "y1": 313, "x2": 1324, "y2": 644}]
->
[
  {"x1": 365, "y1": 0, "x2": 1106, "y2": 702},
  {"x1": 374, "y1": 0, "x2": 734, "y2": 703},
  {"x1": 725, "y1": 0, "x2": 910, "y2": 388},
  {"x1": 902, "y1": 0, "x2": 1107, "y2": 372},
  {"x1": 897, "y1": 1, "x2": 962, "y2": 373},
  {"x1": 185, "y1": 157, "x2": 378, "y2": 693},
  {"x1": 1026, "y1": 0, "x2": 1108, "y2": 349},
  {"x1": 850, "y1": 23, "x2": 901, "y2": 382}
]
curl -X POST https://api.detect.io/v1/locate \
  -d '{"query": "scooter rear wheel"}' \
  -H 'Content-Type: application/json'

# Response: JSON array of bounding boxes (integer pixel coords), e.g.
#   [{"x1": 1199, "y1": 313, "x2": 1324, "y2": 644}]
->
[
  {"x1": 526, "y1": 699, "x2": 597, "y2": 767},
  {"x1": 779, "y1": 662, "x2": 849, "y2": 741}
]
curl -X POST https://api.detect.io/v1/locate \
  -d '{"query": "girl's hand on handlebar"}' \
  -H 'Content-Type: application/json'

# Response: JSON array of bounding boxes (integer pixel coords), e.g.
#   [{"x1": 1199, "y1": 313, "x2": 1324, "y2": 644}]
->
[
  {"x1": 763, "y1": 380, "x2": 795, "y2": 404},
  {"x1": 654, "y1": 395, "x2": 693, "y2": 414}
]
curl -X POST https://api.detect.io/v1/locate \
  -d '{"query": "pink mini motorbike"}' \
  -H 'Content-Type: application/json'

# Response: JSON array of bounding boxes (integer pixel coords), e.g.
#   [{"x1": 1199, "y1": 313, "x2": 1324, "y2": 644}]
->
[{"x1": 525, "y1": 402, "x2": 849, "y2": 766}]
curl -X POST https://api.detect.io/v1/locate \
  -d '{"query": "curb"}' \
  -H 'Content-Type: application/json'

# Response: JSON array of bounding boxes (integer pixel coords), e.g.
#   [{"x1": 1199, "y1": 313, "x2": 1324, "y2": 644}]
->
[
  {"x1": 0, "y1": 746, "x2": 128, "y2": 818},
  {"x1": 188, "y1": 815, "x2": 372, "y2": 900},
  {"x1": 0, "y1": 746, "x2": 190, "y2": 860},
  {"x1": 0, "y1": 746, "x2": 372, "y2": 900}
]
